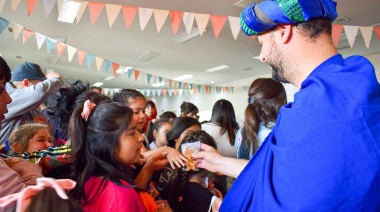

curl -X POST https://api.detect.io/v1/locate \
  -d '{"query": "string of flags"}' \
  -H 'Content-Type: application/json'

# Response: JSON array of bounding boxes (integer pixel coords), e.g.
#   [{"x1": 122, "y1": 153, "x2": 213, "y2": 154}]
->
[
  {"x1": 0, "y1": 0, "x2": 379, "y2": 44},
  {"x1": 0, "y1": 0, "x2": 379, "y2": 97}
]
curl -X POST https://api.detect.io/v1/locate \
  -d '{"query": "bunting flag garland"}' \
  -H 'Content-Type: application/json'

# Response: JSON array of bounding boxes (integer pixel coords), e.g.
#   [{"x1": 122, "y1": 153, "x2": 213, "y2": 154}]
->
[
  {"x1": 169, "y1": 11, "x2": 183, "y2": 35},
  {"x1": 26, "y1": 0, "x2": 38, "y2": 16},
  {"x1": 88, "y1": 2, "x2": 105, "y2": 25},
  {"x1": 210, "y1": 14, "x2": 227, "y2": 39},
  {"x1": 106, "y1": 4, "x2": 121, "y2": 28},
  {"x1": 0, "y1": 15, "x2": 379, "y2": 97},
  {"x1": 22, "y1": 28, "x2": 34, "y2": 43}
]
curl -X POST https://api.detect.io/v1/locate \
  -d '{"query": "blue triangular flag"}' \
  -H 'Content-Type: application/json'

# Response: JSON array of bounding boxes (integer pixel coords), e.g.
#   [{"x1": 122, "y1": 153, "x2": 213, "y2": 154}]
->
[
  {"x1": 0, "y1": 18, "x2": 10, "y2": 34},
  {"x1": 46, "y1": 37, "x2": 56, "y2": 53}
]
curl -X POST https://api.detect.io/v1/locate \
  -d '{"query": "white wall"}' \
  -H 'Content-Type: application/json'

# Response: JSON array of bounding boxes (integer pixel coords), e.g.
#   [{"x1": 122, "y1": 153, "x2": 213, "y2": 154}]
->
[{"x1": 146, "y1": 83, "x2": 298, "y2": 124}]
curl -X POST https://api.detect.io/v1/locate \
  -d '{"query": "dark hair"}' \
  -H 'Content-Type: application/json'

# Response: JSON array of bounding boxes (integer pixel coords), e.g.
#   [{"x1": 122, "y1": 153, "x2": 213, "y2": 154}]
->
[
  {"x1": 44, "y1": 80, "x2": 89, "y2": 139},
  {"x1": 210, "y1": 99, "x2": 239, "y2": 145},
  {"x1": 146, "y1": 118, "x2": 171, "y2": 143},
  {"x1": 89, "y1": 86, "x2": 102, "y2": 93},
  {"x1": 69, "y1": 102, "x2": 135, "y2": 204},
  {"x1": 171, "y1": 130, "x2": 217, "y2": 211},
  {"x1": 0, "y1": 56, "x2": 12, "y2": 82},
  {"x1": 160, "y1": 111, "x2": 177, "y2": 120},
  {"x1": 26, "y1": 187, "x2": 83, "y2": 212},
  {"x1": 180, "y1": 102, "x2": 199, "y2": 116},
  {"x1": 112, "y1": 89, "x2": 145, "y2": 106},
  {"x1": 166, "y1": 117, "x2": 201, "y2": 148},
  {"x1": 73, "y1": 91, "x2": 112, "y2": 110},
  {"x1": 239, "y1": 78, "x2": 287, "y2": 159},
  {"x1": 295, "y1": 18, "x2": 332, "y2": 40}
]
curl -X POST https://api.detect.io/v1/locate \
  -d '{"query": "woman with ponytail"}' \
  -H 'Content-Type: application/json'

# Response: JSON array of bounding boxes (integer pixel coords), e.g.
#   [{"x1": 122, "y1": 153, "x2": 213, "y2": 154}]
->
[{"x1": 235, "y1": 78, "x2": 287, "y2": 159}]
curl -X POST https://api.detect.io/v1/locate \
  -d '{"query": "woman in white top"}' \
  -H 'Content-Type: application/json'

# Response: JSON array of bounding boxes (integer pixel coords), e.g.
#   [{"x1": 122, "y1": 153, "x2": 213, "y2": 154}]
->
[
  {"x1": 202, "y1": 99, "x2": 239, "y2": 195},
  {"x1": 235, "y1": 78, "x2": 287, "y2": 159}
]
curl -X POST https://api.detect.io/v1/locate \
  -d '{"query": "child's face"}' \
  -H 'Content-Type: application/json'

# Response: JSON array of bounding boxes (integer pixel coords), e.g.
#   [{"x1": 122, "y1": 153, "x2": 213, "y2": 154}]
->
[
  {"x1": 126, "y1": 97, "x2": 146, "y2": 132},
  {"x1": 145, "y1": 104, "x2": 153, "y2": 118},
  {"x1": 175, "y1": 125, "x2": 201, "y2": 150},
  {"x1": 115, "y1": 121, "x2": 143, "y2": 165},
  {"x1": 154, "y1": 123, "x2": 172, "y2": 148},
  {"x1": 26, "y1": 129, "x2": 52, "y2": 152}
]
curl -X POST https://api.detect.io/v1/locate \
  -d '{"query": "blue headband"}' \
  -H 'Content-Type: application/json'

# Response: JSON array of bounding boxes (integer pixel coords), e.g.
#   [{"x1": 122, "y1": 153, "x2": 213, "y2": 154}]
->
[{"x1": 240, "y1": 0, "x2": 338, "y2": 36}]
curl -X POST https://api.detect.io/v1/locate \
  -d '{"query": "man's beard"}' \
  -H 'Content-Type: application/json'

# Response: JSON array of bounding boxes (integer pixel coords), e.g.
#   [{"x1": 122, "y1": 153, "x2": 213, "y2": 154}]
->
[{"x1": 267, "y1": 34, "x2": 290, "y2": 83}]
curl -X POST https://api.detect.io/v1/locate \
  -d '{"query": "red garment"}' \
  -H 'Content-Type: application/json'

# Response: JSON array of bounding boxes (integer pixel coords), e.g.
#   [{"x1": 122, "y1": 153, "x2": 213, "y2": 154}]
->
[
  {"x1": 83, "y1": 177, "x2": 145, "y2": 212},
  {"x1": 143, "y1": 100, "x2": 157, "y2": 133}
]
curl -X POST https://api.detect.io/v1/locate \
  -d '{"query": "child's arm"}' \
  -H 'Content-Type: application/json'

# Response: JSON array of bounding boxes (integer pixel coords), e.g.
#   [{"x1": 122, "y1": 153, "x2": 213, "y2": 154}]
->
[
  {"x1": 142, "y1": 146, "x2": 187, "y2": 169},
  {"x1": 135, "y1": 152, "x2": 168, "y2": 190}
]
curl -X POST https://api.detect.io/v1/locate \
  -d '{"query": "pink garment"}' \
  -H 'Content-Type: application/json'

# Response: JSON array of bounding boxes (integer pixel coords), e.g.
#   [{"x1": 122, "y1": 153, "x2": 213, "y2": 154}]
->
[{"x1": 83, "y1": 177, "x2": 145, "y2": 212}]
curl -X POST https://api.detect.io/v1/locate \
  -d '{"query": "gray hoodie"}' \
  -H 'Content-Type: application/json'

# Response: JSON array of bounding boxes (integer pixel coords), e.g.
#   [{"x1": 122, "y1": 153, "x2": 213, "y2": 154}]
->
[{"x1": 0, "y1": 78, "x2": 63, "y2": 145}]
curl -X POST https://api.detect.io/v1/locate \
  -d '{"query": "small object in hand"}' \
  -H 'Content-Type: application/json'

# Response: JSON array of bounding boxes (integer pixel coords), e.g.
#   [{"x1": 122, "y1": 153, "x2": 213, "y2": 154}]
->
[{"x1": 181, "y1": 141, "x2": 200, "y2": 172}]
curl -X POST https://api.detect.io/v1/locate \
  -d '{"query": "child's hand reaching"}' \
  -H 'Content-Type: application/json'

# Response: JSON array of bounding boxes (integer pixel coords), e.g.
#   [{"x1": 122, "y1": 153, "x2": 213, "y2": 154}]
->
[
  {"x1": 165, "y1": 146, "x2": 187, "y2": 169},
  {"x1": 145, "y1": 152, "x2": 169, "y2": 173}
]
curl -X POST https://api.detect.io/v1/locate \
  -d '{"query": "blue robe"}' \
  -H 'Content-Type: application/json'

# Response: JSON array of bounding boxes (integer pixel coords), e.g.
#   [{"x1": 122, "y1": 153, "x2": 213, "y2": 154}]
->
[{"x1": 221, "y1": 54, "x2": 380, "y2": 211}]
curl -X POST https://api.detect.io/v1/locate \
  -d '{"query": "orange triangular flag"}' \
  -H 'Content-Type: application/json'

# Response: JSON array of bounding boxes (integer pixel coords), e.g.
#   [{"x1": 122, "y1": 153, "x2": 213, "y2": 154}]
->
[
  {"x1": 122, "y1": 6, "x2": 138, "y2": 29},
  {"x1": 26, "y1": 0, "x2": 39, "y2": 16},
  {"x1": 210, "y1": 15, "x2": 227, "y2": 38},
  {"x1": 77, "y1": 49, "x2": 86, "y2": 65},
  {"x1": 332, "y1": 24, "x2": 343, "y2": 47},
  {"x1": 112, "y1": 62, "x2": 119, "y2": 75},
  {"x1": 56, "y1": 42, "x2": 67, "y2": 58},
  {"x1": 88, "y1": 2, "x2": 105, "y2": 25},
  {"x1": 374, "y1": 27, "x2": 380, "y2": 42},
  {"x1": 169, "y1": 11, "x2": 183, "y2": 35},
  {"x1": 162, "y1": 89, "x2": 167, "y2": 96},
  {"x1": 11, "y1": 0, "x2": 22, "y2": 11},
  {"x1": 106, "y1": 4, "x2": 121, "y2": 28},
  {"x1": 194, "y1": 13, "x2": 210, "y2": 36},
  {"x1": 168, "y1": 80, "x2": 173, "y2": 87},
  {"x1": 134, "y1": 70, "x2": 140, "y2": 81},
  {"x1": 173, "y1": 89, "x2": 178, "y2": 96},
  {"x1": 23, "y1": 28, "x2": 35, "y2": 43}
]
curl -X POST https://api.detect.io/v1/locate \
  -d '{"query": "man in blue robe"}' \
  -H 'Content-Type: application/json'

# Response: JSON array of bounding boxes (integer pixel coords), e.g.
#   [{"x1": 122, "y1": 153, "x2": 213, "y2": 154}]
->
[{"x1": 193, "y1": 0, "x2": 380, "y2": 210}]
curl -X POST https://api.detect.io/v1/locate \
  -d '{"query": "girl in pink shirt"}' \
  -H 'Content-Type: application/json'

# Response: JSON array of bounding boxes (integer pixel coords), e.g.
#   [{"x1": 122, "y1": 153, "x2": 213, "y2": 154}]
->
[{"x1": 69, "y1": 101, "x2": 145, "y2": 212}]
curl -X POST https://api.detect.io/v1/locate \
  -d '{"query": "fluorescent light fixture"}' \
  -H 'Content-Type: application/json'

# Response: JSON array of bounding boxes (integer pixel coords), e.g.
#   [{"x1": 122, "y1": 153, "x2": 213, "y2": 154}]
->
[
  {"x1": 93, "y1": 82, "x2": 103, "y2": 87},
  {"x1": 136, "y1": 51, "x2": 161, "y2": 62},
  {"x1": 173, "y1": 75, "x2": 193, "y2": 81},
  {"x1": 252, "y1": 55, "x2": 261, "y2": 60},
  {"x1": 103, "y1": 76, "x2": 115, "y2": 81},
  {"x1": 205, "y1": 65, "x2": 231, "y2": 72},
  {"x1": 211, "y1": 81, "x2": 214, "y2": 84},
  {"x1": 152, "y1": 81, "x2": 166, "y2": 87},
  {"x1": 0, "y1": 54, "x2": 2, "y2": 56},
  {"x1": 58, "y1": 0, "x2": 81, "y2": 23},
  {"x1": 170, "y1": 27, "x2": 207, "y2": 44},
  {"x1": 116, "y1": 69, "x2": 123, "y2": 74}
]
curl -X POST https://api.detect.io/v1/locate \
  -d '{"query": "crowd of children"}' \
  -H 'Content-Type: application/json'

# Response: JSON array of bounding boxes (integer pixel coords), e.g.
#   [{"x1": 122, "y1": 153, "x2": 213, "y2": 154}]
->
[{"x1": 0, "y1": 56, "x2": 284, "y2": 212}]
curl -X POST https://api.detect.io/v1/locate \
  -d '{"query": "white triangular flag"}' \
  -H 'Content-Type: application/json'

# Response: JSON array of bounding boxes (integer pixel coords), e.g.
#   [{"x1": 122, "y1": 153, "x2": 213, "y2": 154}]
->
[
  {"x1": 95, "y1": 56, "x2": 104, "y2": 71},
  {"x1": 183, "y1": 12, "x2": 195, "y2": 35},
  {"x1": 35, "y1": 33, "x2": 46, "y2": 49},
  {"x1": 76, "y1": 1, "x2": 88, "y2": 23},
  {"x1": 42, "y1": 0, "x2": 56, "y2": 18},
  {"x1": 106, "y1": 4, "x2": 121, "y2": 28},
  {"x1": 359, "y1": 26, "x2": 373, "y2": 48},
  {"x1": 67, "y1": 45, "x2": 77, "y2": 62},
  {"x1": 228, "y1": 16, "x2": 240, "y2": 40},
  {"x1": 0, "y1": 0, "x2": 6, "y2": 12},
  {"x1": 10, "y1": 23, "x2": 22, "y2": 40},
  {"x1": 344, "y1": 25, "x2": 359, "y2": 48},
  {"x1": 138, "y1": 7, "x2": 153, "y2": 30},
  {"x1": 153, "y1": 9, "x2": 169, "y2": 33},
  {"x1": 194, "y1": 13, "x2": 209, "y2": 36}
]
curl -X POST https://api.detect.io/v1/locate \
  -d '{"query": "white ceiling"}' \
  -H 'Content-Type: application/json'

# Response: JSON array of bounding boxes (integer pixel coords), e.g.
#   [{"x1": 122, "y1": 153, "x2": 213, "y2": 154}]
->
[{"x1": 0, "y1": 0, "x2": 379, "y2": 89}]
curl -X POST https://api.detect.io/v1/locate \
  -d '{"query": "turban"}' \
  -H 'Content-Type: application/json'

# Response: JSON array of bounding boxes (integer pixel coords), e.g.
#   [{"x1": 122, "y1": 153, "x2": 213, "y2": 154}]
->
[{"x1": 240, "y1": 0, "x2": 338, "y2": 36}]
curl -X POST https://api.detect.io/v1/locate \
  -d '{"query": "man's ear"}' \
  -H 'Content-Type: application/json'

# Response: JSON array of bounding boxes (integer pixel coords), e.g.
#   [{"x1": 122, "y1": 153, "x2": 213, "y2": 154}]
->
[
  {"x1": 22, "y1": 79, "x2": 30, "y2": 88},
  {"x1": 277, "y1": 24, "x2": 292, "y2": 44}
]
